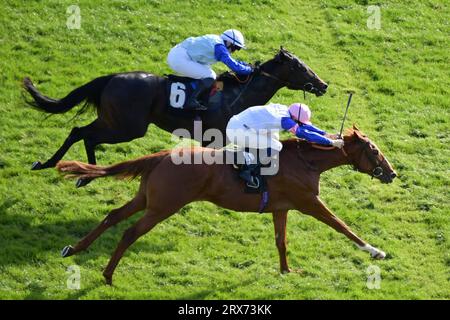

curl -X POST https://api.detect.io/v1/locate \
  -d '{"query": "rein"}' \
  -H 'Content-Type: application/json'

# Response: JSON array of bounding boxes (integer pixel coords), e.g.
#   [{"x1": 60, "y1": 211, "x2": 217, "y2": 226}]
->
[
  {"x1": 259, "y1": 70, "x2": 313, "y2": 91},
  {"x1": 312, "y1": 141, "x2": 383, "y2": 178},
  {"x1": 311, "y1": 143, "x2": 349, "y2": 158},
  {"x1": 228, "y1": 68, "x2": 291, "y2": 109},
  {"x1": 228, "y1": 72, "x2": 255, "y2": 109},
  {"x1": 311, "y1": 140, "x2": 384, "y2": 178},
  {"x1": 293, "y1": 141, "x2": 348, "y2": 171},
  {"x1": 231, "y1": 73, "x2": 251, "y2": 84},
  {"x1": 228, "y1": 57, "x2": 320, "y2": 109}
]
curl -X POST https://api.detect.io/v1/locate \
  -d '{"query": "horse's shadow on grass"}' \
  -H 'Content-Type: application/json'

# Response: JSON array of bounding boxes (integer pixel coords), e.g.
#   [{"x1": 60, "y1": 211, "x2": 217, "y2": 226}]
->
[
  {"x1": 0, "y1": 198, "x2": 277, "y2": 299},
  {"x1": 0, "y1": 198, "x2": 176, "y2": 269},
  {"x1": 178, "y1": 278, "x2": 258, "y2": 300}
]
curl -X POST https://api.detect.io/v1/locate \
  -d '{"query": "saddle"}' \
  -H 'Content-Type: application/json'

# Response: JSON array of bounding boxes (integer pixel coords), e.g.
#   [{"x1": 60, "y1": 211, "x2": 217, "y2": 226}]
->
[{"x1": 166, "y1": 75, "x2": 224, "y2": 111}]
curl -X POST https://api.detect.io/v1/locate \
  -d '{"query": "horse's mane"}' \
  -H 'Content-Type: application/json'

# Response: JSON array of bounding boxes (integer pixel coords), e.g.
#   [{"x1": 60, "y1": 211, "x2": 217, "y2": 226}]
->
[
  {"x1": 216, "y1": 50, "x2": 280, "y2": 85},
  {"x1": 281, "y1": 128, "x2": 358, "y2": 151},
  {"x1": 203, "y1": 48, "x2": 296, "y2": 86},
  {"x1": 216, "y1": 71, "x2": 253, "y2": 86},
  {"x1": 281, "y1": 138, "x2": 312, "y2": 150},
  {"x1": 217, "y1": 71, "x2": 238, "y2": 81}
]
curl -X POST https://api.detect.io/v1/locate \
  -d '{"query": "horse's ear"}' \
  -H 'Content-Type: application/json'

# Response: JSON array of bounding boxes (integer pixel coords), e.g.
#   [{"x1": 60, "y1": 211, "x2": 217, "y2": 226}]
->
[
  {"x1": 279, "y1": 46, "x2": 289, "y2": 55},
  {"x1": 352, "y1": 124, "x2": 367, "y2": 140},
  {"x1": 275, "y1": 49, "x2": 282, "y2": 62},
  {"x1": 276, "y1": 46, "x2": 289, "y2": 61}
]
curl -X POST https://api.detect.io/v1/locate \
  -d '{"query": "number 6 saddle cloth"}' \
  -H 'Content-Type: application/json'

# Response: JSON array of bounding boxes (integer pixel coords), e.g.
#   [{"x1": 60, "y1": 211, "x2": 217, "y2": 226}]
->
[{"x1": 165, "y1": 75, "x2": 224, "y2": 112}]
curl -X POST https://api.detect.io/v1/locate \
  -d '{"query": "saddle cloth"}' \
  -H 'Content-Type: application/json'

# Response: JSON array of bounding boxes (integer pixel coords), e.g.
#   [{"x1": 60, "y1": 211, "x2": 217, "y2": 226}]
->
[{"x1": 166, "y1": 75, "x2": 223, "y2": 110}]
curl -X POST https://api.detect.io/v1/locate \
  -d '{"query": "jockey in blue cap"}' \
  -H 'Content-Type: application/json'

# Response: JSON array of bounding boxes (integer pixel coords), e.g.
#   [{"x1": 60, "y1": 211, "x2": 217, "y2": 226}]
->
[{"x1": 167, "y1": 29, "x2": 253, "y2": 110}]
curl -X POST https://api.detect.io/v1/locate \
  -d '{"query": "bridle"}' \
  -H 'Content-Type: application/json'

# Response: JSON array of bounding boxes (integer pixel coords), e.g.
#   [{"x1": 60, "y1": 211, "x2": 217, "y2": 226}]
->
[
  {"x1": 257, "y1": 54, "x2": 323, "y2": 93},
  {"x1": 358, "y1": 141, "x2": 385, "y2": 178},
  {"x1": 228, "y1": 72, "x2": 256, "y2": 109},
  {"x1": 309, "y1": 140, "x2": 385, "y2": 178},
  {"x1": 228, "y1": 65, "x2": 314, "y2": 109},
  {"x1": 345, "y1": 140, "x2": 385, "y2": 178},
  {"x1": 259, "y1": 70, "x2": 317, "y2": 92},
  {"x1": 228, "y1": 57, "x2": 322, "y2": 108}
]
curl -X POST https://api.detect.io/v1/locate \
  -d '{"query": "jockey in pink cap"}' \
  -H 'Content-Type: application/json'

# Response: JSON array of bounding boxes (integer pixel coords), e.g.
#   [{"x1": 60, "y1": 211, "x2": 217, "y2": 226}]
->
[
  {"x1": 227, "y1": 102, "x2": 344, "y2": 152},
  {"x1": 226, "y1": 102, "x2": 344, "y2": 187},
  {"x1": 285, "y1": 103, "x2": 344, "y2": 146}
]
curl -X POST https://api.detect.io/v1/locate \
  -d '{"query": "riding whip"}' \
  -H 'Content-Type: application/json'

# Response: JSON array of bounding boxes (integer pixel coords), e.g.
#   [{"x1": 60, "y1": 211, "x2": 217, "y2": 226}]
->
[{"x1": 339, "y1": 91, "x2": 354, "y2": 138}]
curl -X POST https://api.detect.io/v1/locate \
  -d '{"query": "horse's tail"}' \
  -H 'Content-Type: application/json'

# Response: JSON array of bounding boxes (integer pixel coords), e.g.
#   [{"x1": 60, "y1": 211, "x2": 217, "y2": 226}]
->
[
  {"x1": 56, "y1": 153, "x2": 167, "y2": 181},
  {"x1": 23, "y1": 74, "x2": 116, "y2": 115}
]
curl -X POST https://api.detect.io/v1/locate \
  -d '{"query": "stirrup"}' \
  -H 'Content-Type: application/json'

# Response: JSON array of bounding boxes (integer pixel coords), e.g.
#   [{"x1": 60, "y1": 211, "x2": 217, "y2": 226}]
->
[
  {"x1": 187, "y1": 100, "x2": 207, "y2": 111},
  {"x1": 246, "y1": 176, "x2": 260, "y2": 189},
  {"x1": 239, "y1": 170, "x2": 255, "y2": 186},
  {"x1": 194, "y1": 104, "x2": 208, "y2": 111}
]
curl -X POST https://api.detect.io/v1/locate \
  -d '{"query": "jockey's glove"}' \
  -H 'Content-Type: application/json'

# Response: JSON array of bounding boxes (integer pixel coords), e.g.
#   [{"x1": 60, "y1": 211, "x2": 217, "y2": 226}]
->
[
  {"x1": 252, "y1": 61, "x2": 261, "y2": 73},
  {"x1": 331, "y1": 139, "x2": 345, "y2": 149}
]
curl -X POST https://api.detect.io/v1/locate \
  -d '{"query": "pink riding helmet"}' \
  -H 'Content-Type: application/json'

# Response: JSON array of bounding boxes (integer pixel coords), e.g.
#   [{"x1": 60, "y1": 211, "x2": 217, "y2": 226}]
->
[{"x1": 288, "y1": 103, "x2": 312, "y2": 124}]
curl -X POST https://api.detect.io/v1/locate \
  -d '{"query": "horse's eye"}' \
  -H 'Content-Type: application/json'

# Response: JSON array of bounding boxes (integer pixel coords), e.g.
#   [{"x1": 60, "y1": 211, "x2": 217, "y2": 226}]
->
[{"x1": 373, "y1": 149, "x2": 379, "y2": 156}]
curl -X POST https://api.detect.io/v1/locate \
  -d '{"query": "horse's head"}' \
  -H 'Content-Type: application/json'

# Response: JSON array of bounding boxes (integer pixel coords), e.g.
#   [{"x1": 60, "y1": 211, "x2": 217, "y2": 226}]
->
[
  {"x1": 344, "y1": 125, "x2": 397, "y2": 184},
  {"x1": 260, "y1": 47, "x2": 328, "y2": 96}
]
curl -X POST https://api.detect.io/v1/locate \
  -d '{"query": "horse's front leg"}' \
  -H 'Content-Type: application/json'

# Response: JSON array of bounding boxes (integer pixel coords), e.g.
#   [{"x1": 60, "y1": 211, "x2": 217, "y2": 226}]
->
[
  {"x1": 296, "y1": 195, "x2": 386, "y2": 259},
  {"x1": 272, "y1": 211, "x2": 290, "y2": 273}
]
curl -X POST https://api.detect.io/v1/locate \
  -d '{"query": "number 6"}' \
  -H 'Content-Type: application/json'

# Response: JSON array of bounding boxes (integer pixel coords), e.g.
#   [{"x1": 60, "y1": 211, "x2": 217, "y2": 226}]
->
[{"x1": 170, "y1": 83, "x2": 186, "y2": 108}]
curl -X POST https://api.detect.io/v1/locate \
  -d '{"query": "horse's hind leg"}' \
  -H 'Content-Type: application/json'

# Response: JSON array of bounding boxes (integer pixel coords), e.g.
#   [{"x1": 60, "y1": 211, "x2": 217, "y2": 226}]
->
[
  {"x1": 102, "y1": 209, "x2": 172, "y2": 285},
  {"x1": 73, "y1": 138, "x2": 98, "y2": 187},
  {"x1": 73, "y1": 132, "x2": 99, "y2": 188},
  {"x1": 73, "y1": 120, "x2": 115, "y2": 187},
  {"x1": 31, "y1": 126, "x2": 85, "y2": 170},
  {"x1": 75, "y1": 120, "x2": 148, "y2": 188},
  {"x1": 61, "y1": 193, "x2": 146, "y2": 257}
]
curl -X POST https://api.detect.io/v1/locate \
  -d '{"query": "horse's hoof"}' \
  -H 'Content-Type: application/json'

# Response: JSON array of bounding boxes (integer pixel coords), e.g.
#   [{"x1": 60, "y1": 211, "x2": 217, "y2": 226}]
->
[
  {"x1": 31, "y1": 161, "x2": 43, "y2": 170},
  {"x1": 61, "y1": 245, "x2": 74, "y2": 258},
  {"x1": 103, "y1": 274, "x2": 113, "y2": 286},
  {"x1": 76, "y1": 178, "x2": 90, "y2": 188},
  {"x1": 372, "y1": 250, "x2": 386, "y2": 260}
]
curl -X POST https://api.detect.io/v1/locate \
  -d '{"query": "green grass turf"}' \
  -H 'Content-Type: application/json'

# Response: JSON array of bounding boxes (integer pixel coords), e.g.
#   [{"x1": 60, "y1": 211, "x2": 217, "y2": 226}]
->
[{"x1": 0, "y1": 0, "x2": 448, "y2": 299}]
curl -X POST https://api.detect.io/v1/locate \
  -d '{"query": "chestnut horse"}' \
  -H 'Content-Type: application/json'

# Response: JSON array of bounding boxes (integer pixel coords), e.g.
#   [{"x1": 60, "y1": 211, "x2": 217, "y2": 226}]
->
[{"x1": 57, "y1": 126, "x2": 396, "y2": 285}]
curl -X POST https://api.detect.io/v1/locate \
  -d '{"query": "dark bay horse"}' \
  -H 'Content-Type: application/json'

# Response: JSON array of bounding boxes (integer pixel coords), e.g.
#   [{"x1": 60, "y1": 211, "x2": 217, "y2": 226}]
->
[
  {"x1": 57, "y1": 126, "x2": 396, "y2": 285},
  {"x1": 24, "y1": 48, "x2": 328, "y2": 187}
]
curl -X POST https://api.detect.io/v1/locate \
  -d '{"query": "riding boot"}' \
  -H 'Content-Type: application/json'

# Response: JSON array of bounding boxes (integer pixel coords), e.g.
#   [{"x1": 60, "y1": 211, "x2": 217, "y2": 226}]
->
[
  {"x1": 259, "y1": 148, "x2": 275, "y2": 167},
  {"x1": 186, "y1": 78, "x2": 214, "y2": 111}
]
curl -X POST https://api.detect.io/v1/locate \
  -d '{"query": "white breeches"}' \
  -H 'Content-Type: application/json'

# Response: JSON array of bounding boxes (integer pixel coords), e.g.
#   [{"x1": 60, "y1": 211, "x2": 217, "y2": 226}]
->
[
  {"x1": 226, "y1": 117, "x2": 283, "y2": 152},
  {"x1": 167, "y1": 45, "x2": 217, "y2": 79}
]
